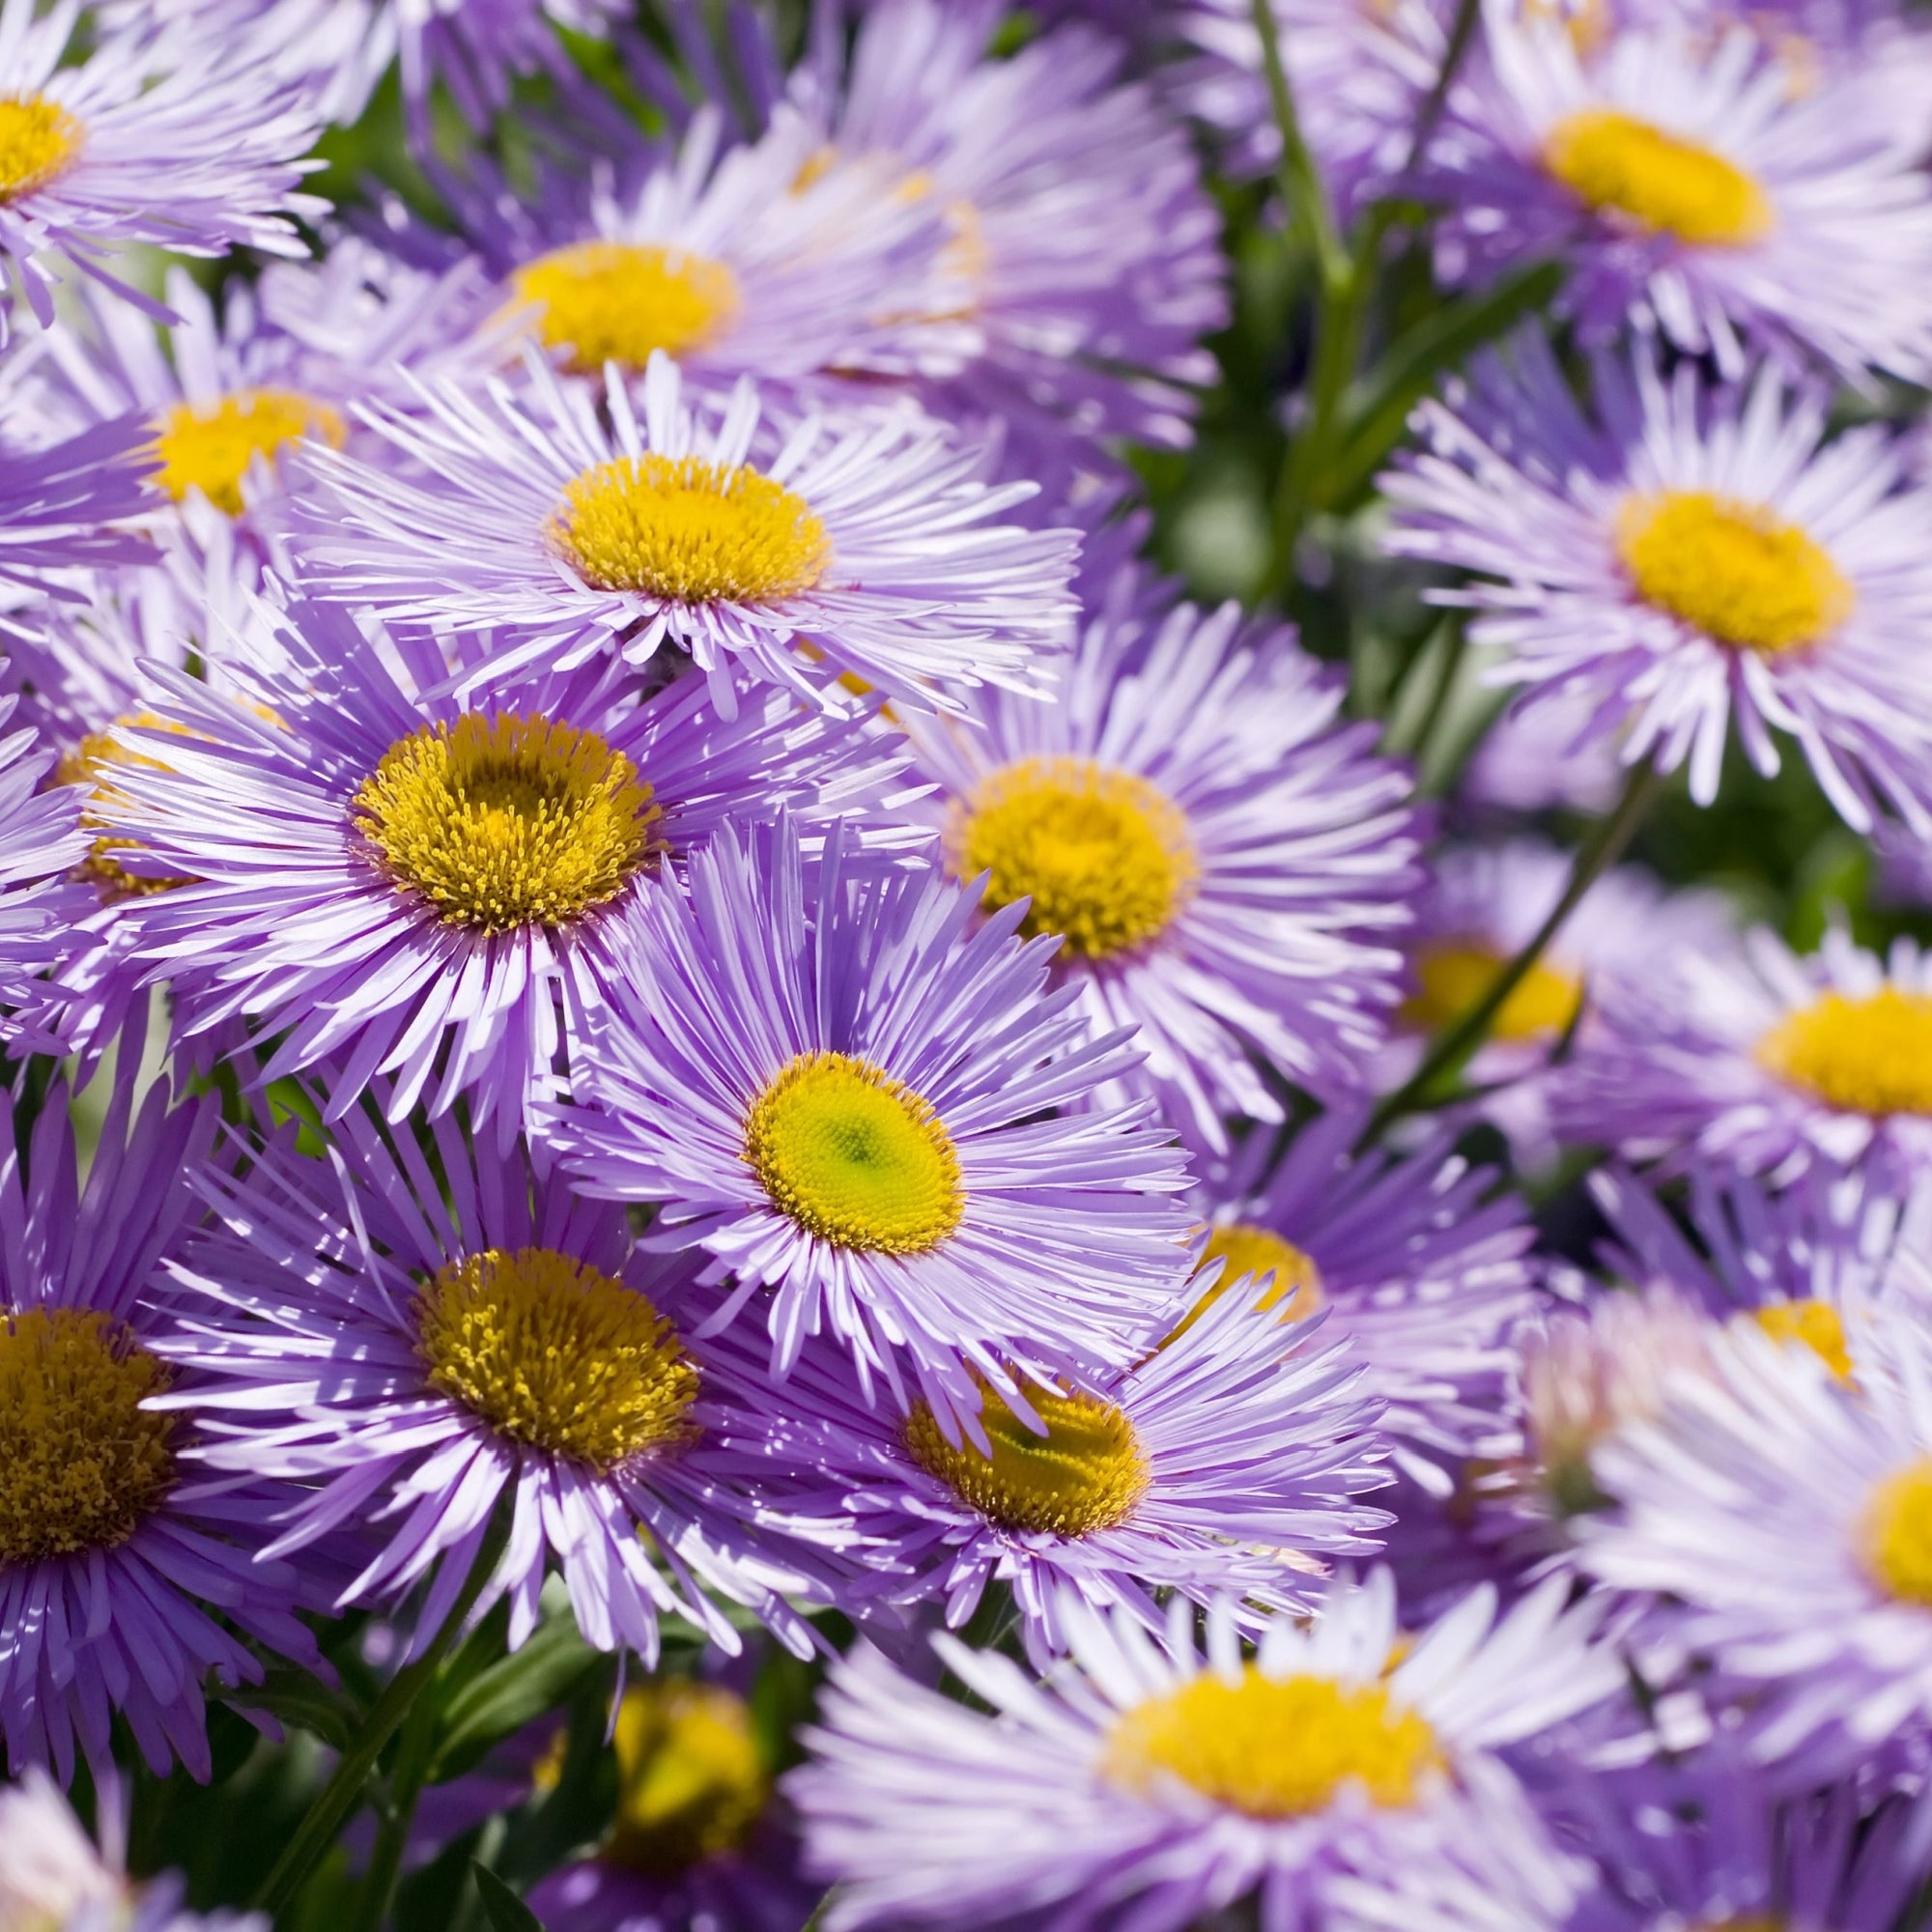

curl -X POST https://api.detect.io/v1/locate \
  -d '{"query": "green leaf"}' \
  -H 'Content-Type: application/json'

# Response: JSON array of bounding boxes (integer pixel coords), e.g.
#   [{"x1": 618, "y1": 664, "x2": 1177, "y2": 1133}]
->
[
  {"x1": 231, "y1": 1668, "x2": 357, "y2": 1751},
  {"x1": 428, "y1": 1614, "x2": 600, "y2": 1785},
  {"x1": 472, "y1": 1862, "x2": 546, "y2": 1932}
]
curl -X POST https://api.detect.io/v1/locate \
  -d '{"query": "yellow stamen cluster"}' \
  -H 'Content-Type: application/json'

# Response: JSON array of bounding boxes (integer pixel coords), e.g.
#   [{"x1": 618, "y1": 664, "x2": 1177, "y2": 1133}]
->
[
  {"x1": 1616, "y1": 491, "x2": 1852, "y2": 655},
  {"x1": 1543, "y1": 108, "x2": 1774, "y2": 245},
  {"x1": 355, "y1": 713, "x2": 660, "y2": 935},
  {"x1": 1404, "y1": 942, "x2": 1583, "y2": 1044},
  {"x1": 1750, "y1": 1298, "x2": 1853, "y2": 1380},
  {"x1": 950, "y1": 757, "x2": 1197, "y2": 961},
  {"x1": 552, "y1": 455, "x2": 831, "y2": 606},
  {"x1": 744, "y1": 1051, "x2": 963, "y2": 1254},
  {"x1": 513, "y1": 242, "x2": 741, "y2": 375},
  {"x1": 0, "y1": 94, "x2": 80, "y2": 204},
  {"x1": 414, "y1": 1247, "x2": 699, "y2": 1471},
  {"x1": 1104, "y1": 1668, "x2": 1442, "y2": 1818},
  {"x1": 1756, "y1": 986, "x2": 1932, "y2": 1118},
  {"x1": 1864, "y1": 1458, "x2": 1932, "y2": 1605},
  {"x1": 155, "y1": 389, "x2": 347, "y2": 518},
  {"x1": 54, "y1": 713, "x2": 200, "y2": 903},
  {"x1": 606, "y1": 1680, "x2": 769, "y2": 1876},
  {"x1": 0, "y1": 1307, "x2": 178, "y2": 1569},
  {"x1": 902, "y1": 1381, "x2": 1150, "y2": 1538},
  {"x1": 1164, "y1": 1223, "x2": 1324, "y2": 1350}
]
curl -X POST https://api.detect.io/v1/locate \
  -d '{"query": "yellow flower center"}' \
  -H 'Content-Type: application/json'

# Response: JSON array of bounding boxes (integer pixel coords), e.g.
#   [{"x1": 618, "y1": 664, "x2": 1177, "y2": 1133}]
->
[
  {"x1": 0, "y1": 94, "x2": 80, "y2": 204},
  {"x1": 1864, "y1": 1458, "x2": 1932, "y2": 1605},
  {"x1": 1756, "y1": 986, "x2": 1932, "y2": 1118},
  {"x1": 607, "y1": 1680, "x2": 768, "y2": 1877},
  {"x1": 551, "y1": 455, "x2": 831, "y2": 606},
  {"x1": 1749, "y1": 1298, "x2": 1853, "y2": 1380},
  {"x1": 354, "y1": 713, "x2": 661, "y2": 935},
  {"x1": 1404, "y1": 942, "x2": 1583, "y2": 1043},
  {"x1": 1616, "y1": 491, "x2": 1852, "y2": 655},
  {"x1": 414, "y1": 1246, "x2": 699, "y2": 1471},
  {"x1": 901, "y1": 1381, "x2": 1150, "y2": 1537},
  {"x1": 1543, "y1": 108, "x2": 1774, "y2": 245},
  {"x1": 744, "y1": 1051, "x2": 963, "y2": 1254},
  {"x1": 949, "y1": 757, "x2": 1197, "y2": 961},
  {"x1": 154, "y1": 389, "x2": 347, "y2": 518},
  {"x1": 1163, "y1": 1224, "x2": 1324, "y2": 1350},
  {"x1": 512, "y1": 242, "x2": 742, "y2": 375},
  {"x1": 1104, "y1": 1668, "x2": 1442, "y2": 1818},
  {"x1": 54, "y1": 712, "x2": 200, "y2": 903},
  {"x1": 0, "y1": 1307, "x2": 177, "y2": 1569}
]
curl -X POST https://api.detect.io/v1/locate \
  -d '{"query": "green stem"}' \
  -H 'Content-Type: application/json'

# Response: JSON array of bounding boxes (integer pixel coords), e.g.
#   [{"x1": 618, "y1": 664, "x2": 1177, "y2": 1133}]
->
[
  {"x1": 1389, "y1": 619, "x2": 1467, "y2": 764},
  {"x1": 254, "y1": 1510, "x2": 512, "y2": 1918},
  {"x1": 1402, "y1": 0, "x2": 1483, "y2": 179},
  {"x1": 1247, "y1": 0, "x2": 1346, "y2": 288},
  {"x1": 346, "y1": 1651, "x2": 447, "y2": 1932},
  {"x1": 799, "y1": 1889, "x2": 838, "y2": 1932},
  {"x1": 1359, "y1": 759, "x2": 1663, "y2": 1149}
]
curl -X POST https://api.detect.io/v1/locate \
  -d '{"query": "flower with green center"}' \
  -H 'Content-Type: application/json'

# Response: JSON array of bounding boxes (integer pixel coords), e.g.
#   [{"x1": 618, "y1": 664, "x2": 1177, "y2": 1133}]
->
[
  {"x1": 554, "y1": 818, "x2": 1193, "y2": 1440},
  {"x1": 950, "y1": 756, "x2": 1197, "y2": 961},
  {"x1": 790, "y1": 1574, "x2": 1621, "y2": 1932},
  {"x1": 513, "y1": 242, "x2": 742, "y2": 374},
  {"x1": 744, "y1": 1052, "x2": 964, "y2": 1257}
]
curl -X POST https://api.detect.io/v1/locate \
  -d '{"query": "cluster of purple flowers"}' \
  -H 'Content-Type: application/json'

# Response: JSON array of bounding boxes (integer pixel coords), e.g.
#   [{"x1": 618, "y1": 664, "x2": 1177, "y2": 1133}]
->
[{"x1": 10, "y1": 0, "x2": 1932, "y2": 1929}]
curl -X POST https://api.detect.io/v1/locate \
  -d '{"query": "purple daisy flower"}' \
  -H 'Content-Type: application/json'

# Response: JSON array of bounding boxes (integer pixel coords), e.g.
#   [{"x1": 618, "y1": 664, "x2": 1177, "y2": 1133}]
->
[
  {"x1": 526, "y1": 1672, "x2": 814, "y2": 1932},
  {"x1": 93, "y1": 600, "x2": 911, "y2": 1140},
  {"x1": 0, "y1": 0, "x2": 325, "y2": 335},
  {"x1": 427, "y1": 104, "x2": 978, "y2": 390},
  {"x1": 789, "y1": 0, "x2": 1228, "y2": 452},
  {"x1": 1551, "y1": 1739, "x2": 1922, "y2": 1932},
  {"x1": 696, "y1": 1269, "x2": 1390, "y2": 1666},
  {"x1": 790, "y1": 1572, "x2": 1622, "y2": 1932},
  {"x1": 0, "y1": 410, "x2": 157, "y2": 615},
  {"x1": 1421, "y1": 4, "x2": 1932, "y2": 378},
  {"x1": 297, "y1": 351, "x2": 1075, "y2": 717},
  {"x1": 0, "y1": 1069, "x2": 324, "y2": 1785},
  {"x1": 1578, "y1": 1295, "x2": 1932, "y2": 1819},
  {"x1": 1384, "y1": 335, "x2": 1932, "y2": 827},
  {"x1": 1184, "y1": 1108, "x2": 1539, "y2": 1490},
  {"x1": 1555, "y1": 925, "x2": 1932, "y2": 1184},
  {"x1": 0, "y1": 688, "x2": 95, "y2": 1048},
  {"x1": 896, "y1": 565, "x2": 1421, "y2": 1150},
  {"x1": 551, "y1": 816, "x2": 1194, "y2": 1435},
  {"x1": 159, "y1": 1099, "x2": 827, "y2": 1664}
]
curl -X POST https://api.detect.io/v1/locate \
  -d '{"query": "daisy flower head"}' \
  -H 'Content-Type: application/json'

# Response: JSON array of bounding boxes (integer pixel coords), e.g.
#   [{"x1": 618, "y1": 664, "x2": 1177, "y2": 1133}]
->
[
  {"x1": 0, "y1": 408, "x2": 158, "y2": 614},
  {"x1": 160, "y1": 1099, "x2": 828, "y2": 1665},
  {"x1": 790, "y1": 0, "x2": 1228, "y2": 452},
  {"x1": 697, "y1": 1268, "x2": 1390, "y2": 1667},
  {"x1": 552, "y1": 815, "x2": 1195, "y2": 1435},
  {"x1": 790, "y1": 1572, "x2": 1621, "y2": 1932},
  {"x1": 1383, "y1": 335, "x2": 1932, "y2": 827},
  {"x1": 1395, "y1": 840, "x2": 1738, "y2": 1165},
  {"x1": 0, "y1": 0, "x2": 326, "y2": 336},
  {"x1": 92, "y1": 598, "x2": 910, "y2": 1141},
  {"x1": 1182, "y1": 1108, "x2": 1539, "y2": 1489},
  {"x1": 1557, "y1": 925, "x2": 1932, "y2": 1184},
  {"x1": 465, "y1": 104, "x2": 980, "y2": 391},
  {"x1": 0, "y1": 1071, "x2": 325, "y2": 1785},
  {"x1": 896, "y1": 567, "x2": 1422, "y2": 1151},
  {"x1": 1578, "y1": 1294, "x2": 1932, "y2": 1805},
  {"x1": 298, "y1": 351, "x2": 1076, "y2": 717},
  {"x1": 1554, "y1": 1739, "x2": 1923, "y2": 1932},
  {"x1": 526, "y1": 1671, "x2": 814, "y2": 1932},
  {"x1": 1421, "y1": 2, "x2": 1932, "y2": 379}
]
